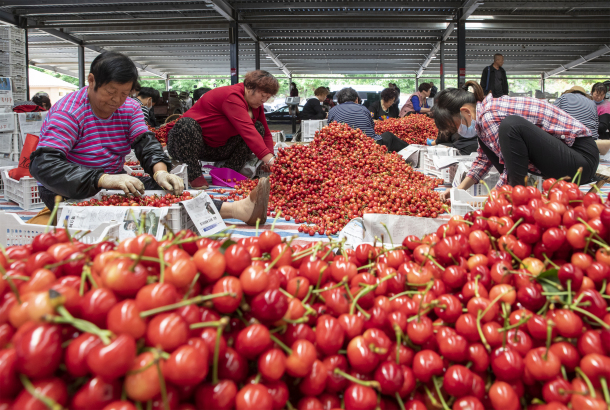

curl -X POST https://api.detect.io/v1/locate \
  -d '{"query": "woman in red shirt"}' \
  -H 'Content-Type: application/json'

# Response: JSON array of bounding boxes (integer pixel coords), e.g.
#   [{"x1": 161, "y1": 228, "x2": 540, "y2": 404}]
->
[{"x1": 168, "y1": 70, "x2": 278, "y2": 188}]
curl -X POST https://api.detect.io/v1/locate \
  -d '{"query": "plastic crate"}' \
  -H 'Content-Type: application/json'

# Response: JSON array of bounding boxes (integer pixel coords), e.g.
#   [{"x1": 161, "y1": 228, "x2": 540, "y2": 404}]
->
[
  {"x1": 0, "y1": 63, "x2": 25, "y2": 78},
  {"x1": 1, "y1": 168, "x2": 44, "y2": 210},
  {"x1": 0, "y1": 26, "x2": 25, "y2": 43},
  {"x1": 0, "y1": 165, "x2": 15, "y2": 193},
  {"x1": 527, "y1": 174, "x2": 544, "y2": 192},
  {"x1": 301, "y1": 120, "x2": 326, "y2": 142},
  {"x1": 450, "y1": 188, "x2": 488, "y2": 216},
  {"x1": 10, "y1": 76, "x2": 25, "y2": 91},
  {"x1": 0, "y1": 211, "x2": 120, "y2": 247},
  {"x1": 57, "y1": 190, "x2": 198, "y2": 235},
  {"x1": 0, "y1": 38, "x2": 24, "y2": 52},
  {"x1": 0, "y1": 51, "x2": 25, "y2": 67}
]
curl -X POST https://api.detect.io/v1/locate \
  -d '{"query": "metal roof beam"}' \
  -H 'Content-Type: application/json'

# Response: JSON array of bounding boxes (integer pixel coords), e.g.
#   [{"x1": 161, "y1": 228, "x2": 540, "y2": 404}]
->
[
  {"x1": 15, "y1": 3, "x2": 216, "y2": 15},
  {"x1": 543, "y1": 45, "x2": 610, "y2": 78},
  {"x1": 30, "y1": 62, "x2": 79, "y2": 77},
  {"x1": 460, "y1": 0, "x2": 482, "y2": 20},
  {"x1": 204, "y1": 0, "x2": 291, "y2": 77}
]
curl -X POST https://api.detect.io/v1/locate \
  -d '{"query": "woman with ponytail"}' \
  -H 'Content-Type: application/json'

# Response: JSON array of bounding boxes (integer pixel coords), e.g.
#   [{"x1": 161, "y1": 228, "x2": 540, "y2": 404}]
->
[{"x1": 433, "y1": 81, "x2": 598, "y2": 199}]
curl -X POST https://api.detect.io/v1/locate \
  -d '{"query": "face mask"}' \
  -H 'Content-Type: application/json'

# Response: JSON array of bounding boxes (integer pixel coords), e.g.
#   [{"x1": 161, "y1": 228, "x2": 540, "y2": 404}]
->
[
  {"x1": 595, "y1": 99, "x2": 604, "y2": 105},
  {"x1": 146, "y1": 99, "x2": 153, "y2": 109},
  {"x1": 458, "y1": 114, "x2": 478, "y2": 139}
]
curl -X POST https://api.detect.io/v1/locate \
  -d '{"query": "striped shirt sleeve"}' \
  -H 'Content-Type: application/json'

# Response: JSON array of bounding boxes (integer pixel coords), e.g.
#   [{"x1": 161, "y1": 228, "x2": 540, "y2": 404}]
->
[
  {"x1": 38, "y1": 111, "x2": 80, "y2": 155},
  {"x1": 128, "y1": 103, "x2": 151, "y2": 144}
]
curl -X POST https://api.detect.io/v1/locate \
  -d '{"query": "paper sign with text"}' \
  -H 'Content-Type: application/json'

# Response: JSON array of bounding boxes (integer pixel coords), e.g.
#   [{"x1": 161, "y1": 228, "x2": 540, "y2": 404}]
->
[
  {"x1": 0, "y1": 113, "x2": 15, "y2": 132},
  {"x1": 181, "y1": 193, "x2": 227, "y2": 236},
  {"x1": 0, "y1": 78, "x2": 13, "y2": 106}
]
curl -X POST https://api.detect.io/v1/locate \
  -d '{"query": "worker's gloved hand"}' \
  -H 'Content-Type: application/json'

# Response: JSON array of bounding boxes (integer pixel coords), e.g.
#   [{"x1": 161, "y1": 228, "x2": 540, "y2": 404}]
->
[
  {"x1": 427, "y1": 138, "x2": 435, "y2": 146},
  {"x1": 154, "y1": 171, "x2": 184, "y2": 196},
  {"x1": 99, "y1": 174, "x2": 145, "y2": 195}
]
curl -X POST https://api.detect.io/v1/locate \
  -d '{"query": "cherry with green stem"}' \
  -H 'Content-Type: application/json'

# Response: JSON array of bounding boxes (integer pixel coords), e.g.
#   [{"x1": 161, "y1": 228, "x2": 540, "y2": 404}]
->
[{"x1": 139, "y1": 292, "x2": 234, "y2": 318}]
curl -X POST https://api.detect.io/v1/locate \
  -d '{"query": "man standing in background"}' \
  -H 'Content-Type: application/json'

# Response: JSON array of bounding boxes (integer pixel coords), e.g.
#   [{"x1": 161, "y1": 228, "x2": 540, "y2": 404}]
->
[
  {"x1": 480, "y1": 54, "x2": 509, "y2": 98},
  {"x1": 389, "y1": 82, "x2": 400, "y2": 111}
]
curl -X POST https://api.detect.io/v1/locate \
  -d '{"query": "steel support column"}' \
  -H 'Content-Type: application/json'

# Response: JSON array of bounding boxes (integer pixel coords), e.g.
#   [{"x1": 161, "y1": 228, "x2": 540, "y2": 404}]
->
[
  {"x1": 440, "y1": 41, "x2": 445, "y2": 90},
  {"x1": 229, "y1": 18, "x2": 239, "y2": 85},
  {"x1": 415, "y1": 77, "x2": 419, "y2": 91},
  {"x1": 456, "y1": 8, "x2": 466, "y2": 88},
  {"x1": 24, "y1": 28, "x2": 30, "y2": 100},
  {"x1": 165, "y1": 76, "x2": 170, "y2": 91},
  {"x1": 541, "y1": 74, "x2": 545, "y2": 94},
  {"x1": 77, "y1": 44, "x2": 86, "y2": 88},
  {"x1": 255, "y1": 40, "x2": 260, "y2": 71}
]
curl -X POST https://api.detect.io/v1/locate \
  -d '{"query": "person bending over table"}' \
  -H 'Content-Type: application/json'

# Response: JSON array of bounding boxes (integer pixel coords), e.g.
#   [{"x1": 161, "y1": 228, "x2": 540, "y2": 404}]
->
[
  {"x1": 433, "y1": 81, "x2": 598, "y2": 200},
  {"x1": 328, "y1": 87, "x2": 408, "y2": 153},
  {"x1": 30, "y1": 52, "x2": 268, "y2": 226},
  {"x1": 167, "y1": 70, "x2": 277, "y2": 190},
  {"x1": 399, "y1": 83, "x2": 432, "y2": 117},
  {"x1": 592, "y1": 83, "x2": 610, "y2": 141},
  {"x1": 369, "y1": 87, "x2": 399, "y2": 120}
]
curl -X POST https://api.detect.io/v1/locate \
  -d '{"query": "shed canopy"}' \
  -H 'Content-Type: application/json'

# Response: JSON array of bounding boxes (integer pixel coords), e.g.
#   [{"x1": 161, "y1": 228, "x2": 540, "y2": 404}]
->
[{"x1": 0, "y1": 0, "x2": 608, "y2": 79}]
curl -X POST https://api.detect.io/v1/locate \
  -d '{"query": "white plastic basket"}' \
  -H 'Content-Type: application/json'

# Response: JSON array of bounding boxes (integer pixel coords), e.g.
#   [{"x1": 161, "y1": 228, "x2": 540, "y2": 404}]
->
[
  {"x1": 0, "y1": 26, "x2": 25, "y2": 43},
  {"x1": 271, "y1": 131, "x2": 284, "y2": 143},
  {"x1": 1, "y1": 169, "x2": 44, "y2": 210},
  {"x1": 57, "y1": 190, "x2": 198, "y2": 235},
  {"x1": 301, "y1": 120, "x2": 326, "y2": 142},
  {"x1": 450, "y1": 188, "x2": 488, "y2": 216},
  {"x1": 0, "y1": 63, "x2": 26, "y2": 78},
  {"x1": 0, "y1": 51, "x2": 25, "y2": 67},
  {"x1": 527, "y1": 174, "x2": 544, "y2": 192},
  {"x1": 0, "y1": 211, "x2": 120, "y2": 246}
]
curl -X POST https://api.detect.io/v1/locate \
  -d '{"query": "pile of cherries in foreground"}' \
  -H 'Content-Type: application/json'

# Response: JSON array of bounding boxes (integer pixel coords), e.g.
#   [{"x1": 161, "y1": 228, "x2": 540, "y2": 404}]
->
[{"x1": 1, "y1": 179, "x2": 610, "y2": 410}]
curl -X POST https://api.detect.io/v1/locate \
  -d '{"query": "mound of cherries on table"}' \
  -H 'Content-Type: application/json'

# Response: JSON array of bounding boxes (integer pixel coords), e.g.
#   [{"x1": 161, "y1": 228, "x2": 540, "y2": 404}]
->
[
  {"x1": 74, "y1": 192, "x2": 192, "y2": 207},
  {"x1": 0, "y1": 179, "x2": 610, "y2": 410}
]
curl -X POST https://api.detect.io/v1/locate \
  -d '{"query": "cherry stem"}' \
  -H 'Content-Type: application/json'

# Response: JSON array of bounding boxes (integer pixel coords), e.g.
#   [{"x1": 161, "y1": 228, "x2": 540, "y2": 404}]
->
[
  {"x1": 544, "y1": 320, "x2": 553, "y2": 360},
  {"x1": 498, "y1": 314, "x2": 532, "y2": 332},
  {"x1": 561, "y1": 365, "x2": 568, "y2": 381},
  {"x1": 570, "y1": 305, "x2": 610, "y2": 329},
  {"x1": 211, "y1": 317, "x2": 229, "y2": 385},
  {"x1": 333, "y1": 368, "x2": 380, "y2": 390},
  {"x1": 265, "y1": 238, "x2": 293, "y2": 272},
  {"x1": 183, "y1": 273, "x2": 200, "y2": 300},
  {"x1": 600, "y1": 377, "x2": 610, "y2": 406},
  {"x1": 575, "y1": 367, "x2": 597, "y2": 399},
  {"x1": 139, "y1": 292, "x2": 233, "y2": 318},
  {"x1": 54, "y1": 305, "x2": 113, "y2": 345},
  {"x1": 476, "y1": 311, "x2": 491, "y2": 352},
  {"x1": 505, "y1": 247, "x2": 523, "y2": 265},
  {"x1": 189, "y1": 320, "x2": 224, "y2": 329},
  {"x1": 567, "y1": 280, "x2": 572, "y2": 307},
  {"x1": 350, "y1": 285, "x2": 374, "y2": 316},
  {"x1": 155, "y1": 352, "x2": 169, "y2": 410},
  {"x1": 573, "y1": 166, "x2": 583, "y2": 186},
  {"x1": 269, "y1": 334, "x2": 293, "y2": 355},
  {"x1": 543, "y1": 253, "x2": 560, "y2": 269},
  {"x1": 423, "y1": 385, "x2": 441, "y2": 409},
  {"x1": 271, "y1": 210, "x2": 282, "y2": 231},
  {"x1": 44, "y1": 254, "x2": 85, "y2": 270},
  {"x1": 19, "y1": 374, "x2": 63, "y2": 410},
  {"x1": 4, "y1": 274, "x2": 21, "y2": 304},
  {"x1": 432, "y1": 376, "x2": 451, "y2": 410},
  {"x1": 426, "y1": 254, "x2": 445, "y2": 271},
  {"x1": 357, "y1": 263, "x2": 375, "y2": 271},
  {"x1": 45, "y1": 196, "x2": 62, "y2": 234},
  {"x1": 505, "y1": 218, "x2": 523, "y2": 237},
  {"x1": 480, "y1": 288, "x2": 513, "y2": 320},
  {"x1": 130, "y1": 239, "x2": 151, "y2": 272},
  {"x1": 395, "y1": 393, "x2": 406, "y2": 410},
  {"x1": 395, "y1": 327, "x2": 401, "y2": 365},
  {"x1": 158, "y1": 247, "x2": 166, "y2": 283},
  {"x1": 389, "y1": 290, "x2": 421, "y2": 301},
  {"x1": 313, "y1": 280, "x2": 346, "y2": 294}
]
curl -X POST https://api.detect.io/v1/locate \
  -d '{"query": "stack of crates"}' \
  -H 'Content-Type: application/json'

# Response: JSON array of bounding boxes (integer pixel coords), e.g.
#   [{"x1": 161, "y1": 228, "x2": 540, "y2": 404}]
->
[{"x1": 0, "y1": 26, "x2": 27, "y2": 102}]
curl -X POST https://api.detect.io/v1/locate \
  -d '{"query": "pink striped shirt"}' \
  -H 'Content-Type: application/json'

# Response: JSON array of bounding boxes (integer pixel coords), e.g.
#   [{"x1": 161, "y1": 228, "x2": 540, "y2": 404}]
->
[{"x1": 38, "y1": 87, "x2": 149, "y2": 174}]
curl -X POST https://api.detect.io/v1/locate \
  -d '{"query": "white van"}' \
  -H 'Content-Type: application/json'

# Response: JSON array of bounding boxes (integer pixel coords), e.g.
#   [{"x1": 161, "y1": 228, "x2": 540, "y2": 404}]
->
[{"x1": 329, "y1": 85, "x2": 384, "y2": 106}]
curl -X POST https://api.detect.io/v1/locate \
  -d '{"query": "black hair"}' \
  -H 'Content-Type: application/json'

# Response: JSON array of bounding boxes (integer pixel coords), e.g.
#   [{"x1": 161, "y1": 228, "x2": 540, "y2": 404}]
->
[
  {"x1": 137, "y1": 87, "x2": 160, "y2": 103},
  {"x1": 380, "y1": 87, "x2": 398, "y2": 103},
  {"x1": 336, "y1": 87, "x2": 359, "y2": 104},
  {"x1": 592, "y1": 82, "x2": 608, "y2": 96},
  {"x1": 431, "y1": 80, "x2": 485, "y2": 132},
  {"x1": 89, "y1": 51, "x2": 139, "y2": 91},
  {"x1": 32, "y1": 92, "x2": 51, "y2": 109},
  {"x1": 193, "y1": 87, "x2": 212, "y2": 102},
  {"x1": 418, "y1": 83, "x2": 432, "y2": 93}
]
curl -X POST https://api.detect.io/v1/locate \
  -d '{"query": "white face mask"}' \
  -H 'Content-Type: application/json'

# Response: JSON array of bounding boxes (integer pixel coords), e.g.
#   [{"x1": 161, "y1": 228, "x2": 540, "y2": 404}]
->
[{"x1": 458, "y1": 113, "x2": 478, "y2": 139}]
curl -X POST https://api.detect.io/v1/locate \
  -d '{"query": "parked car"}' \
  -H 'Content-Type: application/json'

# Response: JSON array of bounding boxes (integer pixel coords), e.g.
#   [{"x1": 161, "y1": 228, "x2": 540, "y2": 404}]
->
[{"x1": 264, "y1": 105, "x2": 304, "y2": 124}]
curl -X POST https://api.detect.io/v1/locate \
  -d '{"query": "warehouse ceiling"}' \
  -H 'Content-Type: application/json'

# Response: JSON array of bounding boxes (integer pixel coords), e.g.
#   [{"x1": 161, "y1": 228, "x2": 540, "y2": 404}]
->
[{"x1": 0, "y1": 0, "x2": 609, "y2": 79}]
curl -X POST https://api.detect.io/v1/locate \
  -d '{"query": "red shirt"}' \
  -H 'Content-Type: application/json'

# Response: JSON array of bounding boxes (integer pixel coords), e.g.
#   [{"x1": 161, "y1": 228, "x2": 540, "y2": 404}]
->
[{"x1": 183, "y1": 83, "x2": 274, "y2": 159}]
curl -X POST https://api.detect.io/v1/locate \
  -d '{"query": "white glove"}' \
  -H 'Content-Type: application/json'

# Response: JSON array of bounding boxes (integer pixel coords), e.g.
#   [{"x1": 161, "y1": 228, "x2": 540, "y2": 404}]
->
[
  {"x1": 98, "y1": 174, "x2": 145, "y2": 195},
  {"x1": 154, "y1": 171, "x2": 184, "y2": 196}
]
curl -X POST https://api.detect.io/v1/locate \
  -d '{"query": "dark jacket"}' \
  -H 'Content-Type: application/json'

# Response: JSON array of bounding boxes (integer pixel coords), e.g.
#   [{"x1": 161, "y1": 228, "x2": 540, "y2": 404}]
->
[
  {"x1": 30, "y1": 132, "x2": 171, "y2": 200},
  {"x1": 368, "y1": 100, "x2": 399, "y2": 120},
  {"x1": 480, "y1": 65, "x2": 509, "y2": 97},
  {"x1": 430, "y1": 86, "x2": 438, "y2": 98},
  {"x1": 301, "y1": 98, "x2": 325, "y2": 120}
]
